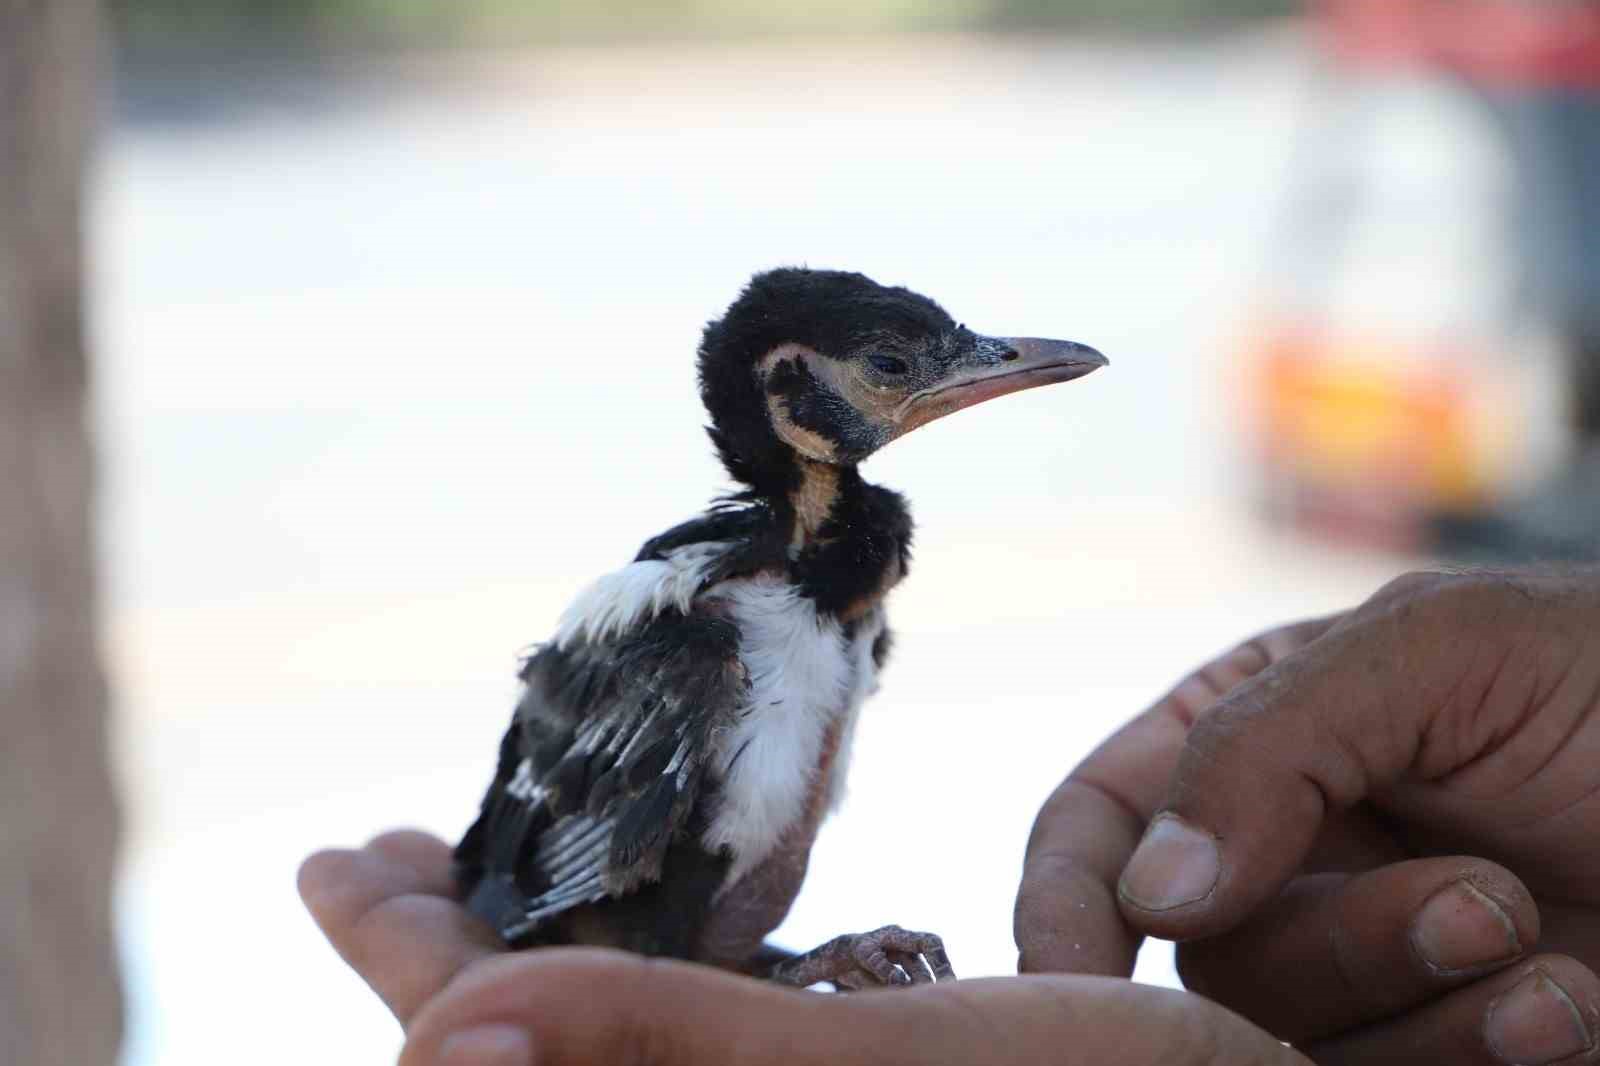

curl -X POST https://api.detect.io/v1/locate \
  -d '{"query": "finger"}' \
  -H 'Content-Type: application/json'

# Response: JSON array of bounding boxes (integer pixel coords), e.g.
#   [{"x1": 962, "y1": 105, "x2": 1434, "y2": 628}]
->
[
  {"x1": 363, "y1": 829, "x2": 460, "y2": 897},
  {"x1": 399, "y1": 949, "x2": 1311, "y2": 1066},
  {"x1": 1306, "y1": 954, "x2": 1600, "y2": 1066},
  {"x1": 1117, "y1": 572, "x2": 1558, "y2": 941},
  {"x1": 1016, "y1": 616, "x2": 1339, "y2": 975},
  {"x1": 298, "y1": 832, "x2": 502, "y2": 1026},
  {"x1": 1178, "y1": 857, "x2": 1538, "y2": 1043}
]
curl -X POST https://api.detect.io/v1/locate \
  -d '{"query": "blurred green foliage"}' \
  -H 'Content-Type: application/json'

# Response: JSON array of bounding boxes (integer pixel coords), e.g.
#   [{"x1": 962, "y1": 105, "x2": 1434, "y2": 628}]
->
[{"x1": 110, "y1": 0, "x2": 1301, "y2": 49}]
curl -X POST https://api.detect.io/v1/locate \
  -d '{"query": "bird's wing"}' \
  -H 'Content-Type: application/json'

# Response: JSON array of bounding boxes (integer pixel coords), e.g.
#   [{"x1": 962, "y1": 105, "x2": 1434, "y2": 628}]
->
[{"x1": 456, "y1": 611, "x2": 747, "y2": 942}]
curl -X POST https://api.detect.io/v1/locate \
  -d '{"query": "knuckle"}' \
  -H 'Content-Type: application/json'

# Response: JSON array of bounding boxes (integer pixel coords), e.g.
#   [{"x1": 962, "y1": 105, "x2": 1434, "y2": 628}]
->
[
  {"x1": 1364, "y1": 568, "x2": 1488, "y2": 629},
  {"x1": 1371, "y1": 568, "x2": 1458, "y2": 607},
  {"x1": 1189, "y1": 677, "x2": 1276, "y2": 750},
  {"x1": 1369, "y1": 567, "x2": 1538, "y2": 624}
]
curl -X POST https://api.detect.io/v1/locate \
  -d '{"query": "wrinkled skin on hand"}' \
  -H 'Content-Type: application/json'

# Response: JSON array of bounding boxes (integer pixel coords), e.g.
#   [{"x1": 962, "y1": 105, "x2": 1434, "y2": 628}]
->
[
  {"x1": 298, "y1": 832, "x2": 1305, "y2": 1066},
  {"x1": 1018, "y1": 567, "x2": 1600, "y2": 1065}
]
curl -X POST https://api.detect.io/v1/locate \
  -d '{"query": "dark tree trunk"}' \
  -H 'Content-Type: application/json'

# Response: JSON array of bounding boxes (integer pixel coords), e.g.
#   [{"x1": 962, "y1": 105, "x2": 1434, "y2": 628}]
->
[{"x1": 0, "y1": 2, "x2": 123, "y2": 1065}]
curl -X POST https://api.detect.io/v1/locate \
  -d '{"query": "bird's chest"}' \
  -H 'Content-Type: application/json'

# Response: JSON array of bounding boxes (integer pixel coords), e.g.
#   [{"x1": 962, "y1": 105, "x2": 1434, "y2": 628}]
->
[{"x1": 698, "y1": 577, "x2": 884, "y2": 885}]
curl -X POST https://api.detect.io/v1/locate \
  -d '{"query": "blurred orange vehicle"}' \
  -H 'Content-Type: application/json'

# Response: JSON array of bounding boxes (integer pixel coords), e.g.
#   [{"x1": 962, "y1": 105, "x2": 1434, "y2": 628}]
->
[{"x1": 1245, "y1": 0, "x2": 1600, "y2": 554}]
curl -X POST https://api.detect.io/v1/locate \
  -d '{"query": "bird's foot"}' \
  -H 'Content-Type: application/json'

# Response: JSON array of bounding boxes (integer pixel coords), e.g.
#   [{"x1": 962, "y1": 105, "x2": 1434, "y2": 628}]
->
[{"x1": 768, "y1": 925, "x2": 955, "y2": 990}]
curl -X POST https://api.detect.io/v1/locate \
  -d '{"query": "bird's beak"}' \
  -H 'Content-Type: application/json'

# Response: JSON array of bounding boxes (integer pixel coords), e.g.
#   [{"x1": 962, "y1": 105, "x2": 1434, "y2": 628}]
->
[{"x1": 892, "y1": 337, "x2": 1108, "y2": 436}]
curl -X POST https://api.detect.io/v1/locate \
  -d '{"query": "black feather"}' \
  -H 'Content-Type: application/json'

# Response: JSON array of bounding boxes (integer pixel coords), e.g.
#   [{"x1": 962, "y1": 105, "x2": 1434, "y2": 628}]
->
[
  {"x1": 585, "y1": 765, "x2": 624, "y2": 817},
  {"x1": 609, "y1": 775, "x2": 682, "y2": 868},
  {"x1": 871, "y1": 625, "x2": 895, "y2": 671},
  {"x1": 528, "y1": 726, "x2": 575, "y2": 776},
  {"x1": 454, "y1": 607, "x2": 746, "y2": 943},
  {"x1": 698, "y1": 267, "x2": 956, "y2": 493},
  {"x1": 792, "y1": 474, "x2": 912, "y2": 615},
  {"x1": 627, "y1": 736, "x2": 678, "y2": 789},
  {"x1": 545, "y1": 752, "x2": 591, "y2": 814}
]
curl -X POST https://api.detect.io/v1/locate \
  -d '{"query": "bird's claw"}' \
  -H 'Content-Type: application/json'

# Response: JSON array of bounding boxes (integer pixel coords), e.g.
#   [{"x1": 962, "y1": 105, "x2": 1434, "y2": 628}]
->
[{"x1": 769, "y1": 924, "x2": 956, "y2": 991}]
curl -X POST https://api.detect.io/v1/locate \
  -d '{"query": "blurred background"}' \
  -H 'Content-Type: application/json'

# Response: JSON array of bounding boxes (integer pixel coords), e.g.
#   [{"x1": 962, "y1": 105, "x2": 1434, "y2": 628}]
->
[{"x1": 3, "y1": 1, "x2": 1597, "y2": 1063}]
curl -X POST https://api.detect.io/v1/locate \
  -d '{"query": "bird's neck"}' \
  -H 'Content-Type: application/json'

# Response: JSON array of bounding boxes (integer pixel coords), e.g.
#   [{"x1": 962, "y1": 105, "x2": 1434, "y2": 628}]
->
[
  {"x1": 747, "y1": 455, "x2": 912, "y2": 621},
  {"x1": 787, "y1": 457, "x2": 846, "y2": 551}
]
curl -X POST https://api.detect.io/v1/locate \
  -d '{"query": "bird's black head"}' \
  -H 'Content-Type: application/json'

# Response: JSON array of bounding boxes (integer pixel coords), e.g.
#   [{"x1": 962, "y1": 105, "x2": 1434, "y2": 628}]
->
[{"x1": 698, "y1": 268, "x2": 1106, "y2": 494}]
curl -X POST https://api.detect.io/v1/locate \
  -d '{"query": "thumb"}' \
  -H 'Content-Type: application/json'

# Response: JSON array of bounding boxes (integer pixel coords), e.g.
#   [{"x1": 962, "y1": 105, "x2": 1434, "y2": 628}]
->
[
  {"x1": 399, "y1": 948, "x2": 1308, "y2": 1066},
  {"x1": 1116, "y1": 570, "x2": 1558, "y2": 942}
]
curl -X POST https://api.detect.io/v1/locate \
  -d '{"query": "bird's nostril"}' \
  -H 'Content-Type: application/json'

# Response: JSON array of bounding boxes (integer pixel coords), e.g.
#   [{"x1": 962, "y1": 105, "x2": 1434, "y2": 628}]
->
[{"x1": 1000, "y1": 349, "x2": 1020, "y2": 362}]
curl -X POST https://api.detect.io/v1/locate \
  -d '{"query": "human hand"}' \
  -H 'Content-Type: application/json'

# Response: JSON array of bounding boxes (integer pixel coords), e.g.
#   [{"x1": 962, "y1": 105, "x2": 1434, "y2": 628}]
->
[
  {"x1": 1017, "y1": 567, "x2": 1600, "y2": 1064},
  {"x1": 299, "y1": 831, "x2": 1308, "y2": 1065}
]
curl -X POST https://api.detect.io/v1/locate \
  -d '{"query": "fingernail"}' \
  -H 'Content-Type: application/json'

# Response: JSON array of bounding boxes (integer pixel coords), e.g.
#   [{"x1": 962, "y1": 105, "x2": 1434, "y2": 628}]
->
[
  {"x1": 1118, "y1": 814, "x2": 1220, "y2": 913},
  {"x1": 437, "y1": 1025, "x2": 535, "y2": 1066},
  {"x1": 1486, "y1": 969, "x2": 1594, "y2": 1065},
  {"x1": 1411, "y1": 881, "x2": 1521, "y2": 974}
]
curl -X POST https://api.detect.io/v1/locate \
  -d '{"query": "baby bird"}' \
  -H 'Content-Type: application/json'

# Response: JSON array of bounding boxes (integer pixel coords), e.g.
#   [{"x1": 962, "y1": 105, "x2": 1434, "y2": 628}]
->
[{"x1": 454, "y1": 268, "x2": 1105, "y2": 988}]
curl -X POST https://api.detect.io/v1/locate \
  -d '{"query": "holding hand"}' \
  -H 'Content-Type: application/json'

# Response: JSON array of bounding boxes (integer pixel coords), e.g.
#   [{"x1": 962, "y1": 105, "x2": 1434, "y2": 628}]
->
[
  {"x1": 1018, "y1": 567, "x2": 1600, "y2": 1064},
  {"x1": 299, "y1": 832, "x2": 1306, "y2": 1066}
]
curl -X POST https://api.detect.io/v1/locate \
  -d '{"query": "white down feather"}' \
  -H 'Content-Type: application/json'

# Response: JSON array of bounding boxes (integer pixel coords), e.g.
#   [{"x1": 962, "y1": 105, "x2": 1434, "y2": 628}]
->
[
  {"x1": 552, "y1": 541, "x2": 733, "y2": 649},
  {"x1": 548, "y1": 542, "x2": 884, "y2": 888},
  {"x1": 701, "y1": 575, "x2": 859, "y2": 883}
]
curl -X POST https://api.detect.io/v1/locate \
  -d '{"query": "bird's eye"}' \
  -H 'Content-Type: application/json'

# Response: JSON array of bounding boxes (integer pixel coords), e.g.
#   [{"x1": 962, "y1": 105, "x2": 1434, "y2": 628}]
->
[{"x1": 869, "y1": 354, "x2": 909, "y2": 375}]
